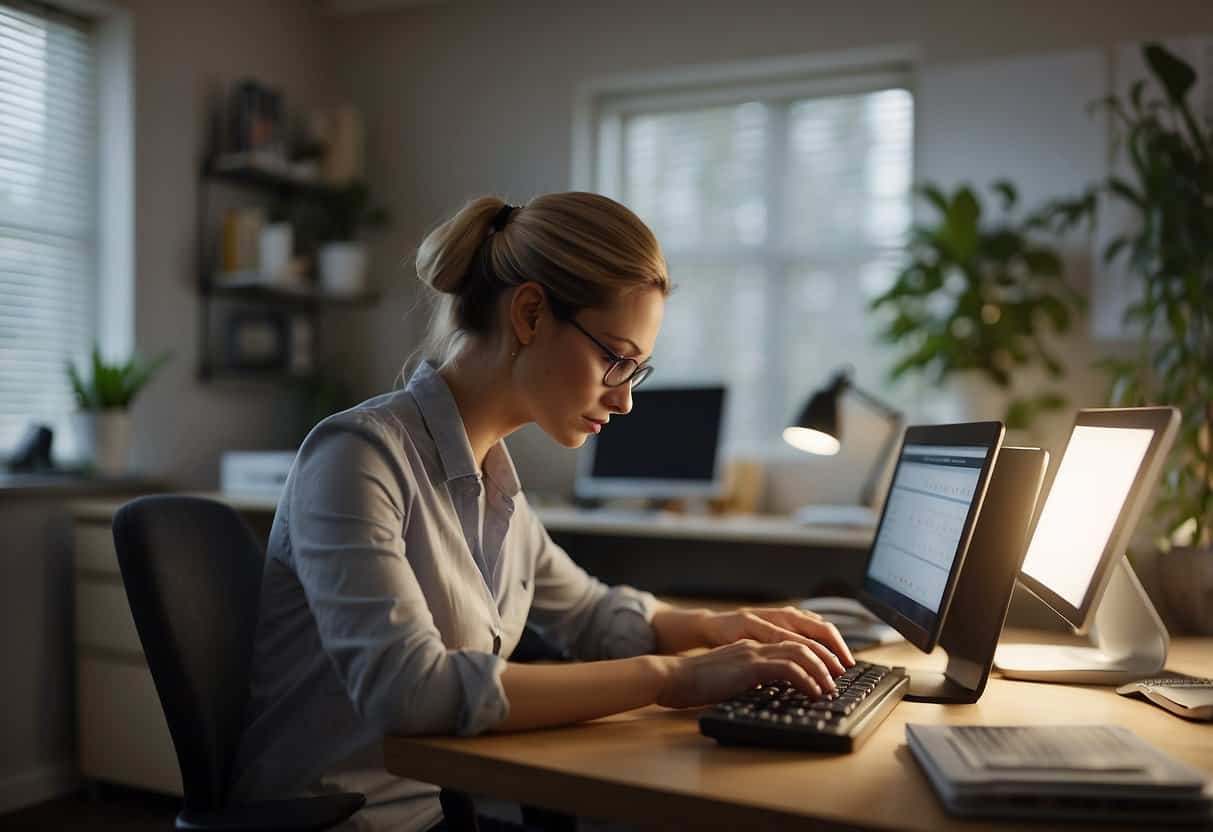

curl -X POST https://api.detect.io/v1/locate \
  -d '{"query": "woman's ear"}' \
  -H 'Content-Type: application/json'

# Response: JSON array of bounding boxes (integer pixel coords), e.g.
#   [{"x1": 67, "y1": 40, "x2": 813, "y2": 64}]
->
[{"x1": 509, "y1": 282, "x2": 546, "y2": 346}]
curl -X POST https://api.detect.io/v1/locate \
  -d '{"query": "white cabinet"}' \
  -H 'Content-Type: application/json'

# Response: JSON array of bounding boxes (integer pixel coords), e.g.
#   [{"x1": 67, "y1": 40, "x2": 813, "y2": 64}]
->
[{"x1": 72, "y1": 505, "x2": 184, "y2": 796}]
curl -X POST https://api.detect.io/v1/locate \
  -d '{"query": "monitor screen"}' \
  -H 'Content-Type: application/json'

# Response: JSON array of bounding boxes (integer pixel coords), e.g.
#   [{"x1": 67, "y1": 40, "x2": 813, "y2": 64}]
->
[
  {"x1": 858, "y1": 421, "x2": 1003, "y2": 652},
  {"x1": 575, "y1": 386, "x2": 726, "y2": 499},
  {"x1": 1020, "y1": 425, "x2": 1153, "y2": 608}
]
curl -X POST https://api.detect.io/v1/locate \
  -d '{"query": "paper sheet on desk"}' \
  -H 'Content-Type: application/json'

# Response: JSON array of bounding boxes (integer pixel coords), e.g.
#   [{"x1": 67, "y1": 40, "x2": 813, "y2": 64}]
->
[
  {"x1": 800, "y1": 596, "x2": 905, "y2": 650},
  {"x1": 834, "y1": 621, "x2": 904, "y2": 651}
]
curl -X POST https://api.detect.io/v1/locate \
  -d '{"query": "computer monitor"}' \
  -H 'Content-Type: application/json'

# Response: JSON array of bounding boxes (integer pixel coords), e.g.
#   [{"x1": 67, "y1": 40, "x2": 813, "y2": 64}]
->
[
  {"x1": 994, "y1": 407, "x2": 1180, "y2": 684},
  {"x1": 574, "y1": 385, "x2": 727, "y2": 500},
  {"x1": 857, "y1": 421, "x2": 1005, "y2": 653}
]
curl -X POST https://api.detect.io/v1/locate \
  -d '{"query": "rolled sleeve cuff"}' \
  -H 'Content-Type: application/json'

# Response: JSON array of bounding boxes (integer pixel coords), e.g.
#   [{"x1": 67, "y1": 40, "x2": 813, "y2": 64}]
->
[
  {"x1": 598, "y1": 585, "x2": 659, "y2": 659},
  {"x1": 450, "y1": 649, "x2": 510, "y2": 736}
]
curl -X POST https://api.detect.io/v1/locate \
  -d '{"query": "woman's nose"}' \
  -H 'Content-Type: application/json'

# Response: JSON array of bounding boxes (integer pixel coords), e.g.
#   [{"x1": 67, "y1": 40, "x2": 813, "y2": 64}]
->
[{"x1": 603, "y1": 382, "x2": 633, "y2": 415}]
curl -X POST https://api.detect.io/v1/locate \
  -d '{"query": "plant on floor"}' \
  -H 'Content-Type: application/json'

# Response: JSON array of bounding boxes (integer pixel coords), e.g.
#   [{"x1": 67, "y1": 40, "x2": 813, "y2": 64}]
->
[
  {"x1": 1042, "y1": 43, "x2": 1213, "y2": 547},
  {"x1": 868, "y1": 181, "x2": 1084, "y2": 429}
]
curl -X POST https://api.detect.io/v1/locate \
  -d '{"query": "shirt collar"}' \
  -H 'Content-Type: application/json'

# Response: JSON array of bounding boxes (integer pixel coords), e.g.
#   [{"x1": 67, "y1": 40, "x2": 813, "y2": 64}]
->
[{"x1": 406, "y1": 360, "x2": 521, "y2": 497}]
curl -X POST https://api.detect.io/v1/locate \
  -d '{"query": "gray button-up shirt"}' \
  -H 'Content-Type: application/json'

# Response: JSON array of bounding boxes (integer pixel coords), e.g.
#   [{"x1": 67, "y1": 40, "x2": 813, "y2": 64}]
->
[{"x1": 231, "y1": 361, "x2": 658, "y2": 831}]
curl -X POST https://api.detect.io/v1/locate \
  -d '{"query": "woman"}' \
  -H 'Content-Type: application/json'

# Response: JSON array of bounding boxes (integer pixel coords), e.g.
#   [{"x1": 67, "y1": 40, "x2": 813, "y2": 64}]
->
[{"x1": 231, "y1": 193, "x2": 853, "y2": 831}]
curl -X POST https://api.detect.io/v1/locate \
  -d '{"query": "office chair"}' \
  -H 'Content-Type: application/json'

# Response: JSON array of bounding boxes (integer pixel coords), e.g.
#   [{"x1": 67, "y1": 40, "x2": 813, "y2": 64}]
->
[{"x1": 112, "y1": 495, "x2": 365, "y2": 831}]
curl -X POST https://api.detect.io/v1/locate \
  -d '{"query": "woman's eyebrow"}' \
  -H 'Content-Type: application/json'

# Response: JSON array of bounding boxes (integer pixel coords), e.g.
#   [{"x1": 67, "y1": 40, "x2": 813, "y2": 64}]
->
[{"x1": 604, "y1": 332, "x2": 647, "y2": 359}]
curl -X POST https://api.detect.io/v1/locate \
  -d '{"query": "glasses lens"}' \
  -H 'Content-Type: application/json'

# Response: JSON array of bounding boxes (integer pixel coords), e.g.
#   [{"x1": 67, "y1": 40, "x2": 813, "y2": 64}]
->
[
  {"x1": 630, "y1": 364, "x2": 653, "y2": 388},
  {"x1": 604, "y1": 359, "x2": 637, "y2": 387}
]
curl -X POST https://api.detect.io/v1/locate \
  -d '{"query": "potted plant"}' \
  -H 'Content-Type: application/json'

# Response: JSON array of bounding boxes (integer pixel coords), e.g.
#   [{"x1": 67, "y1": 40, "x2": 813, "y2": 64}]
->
[
  {"x1": 1044, "y1": 44, "x2": 1213, "y2": 633},
  {"x1": 66, "y1": 347, "x2": 171, "y2": 476},
  {"x1": 315, "y1": 181, "x2": 389, "y2": 296},
  {"x1": 868, "y1": 181, "x2": 1085, "y2": 430}
]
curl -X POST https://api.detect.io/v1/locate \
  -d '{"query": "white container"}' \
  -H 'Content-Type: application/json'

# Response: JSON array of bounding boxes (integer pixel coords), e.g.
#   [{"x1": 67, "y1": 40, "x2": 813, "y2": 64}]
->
[
  {"x1": 318, "y1": 241, "x2": 367, "y2": 296},
  {"x1": 74, "y1": 409, "x2": 133, "y2": 476},
  {"x1": 258, "y1": 222, "x2": 294, "y2": 284}
]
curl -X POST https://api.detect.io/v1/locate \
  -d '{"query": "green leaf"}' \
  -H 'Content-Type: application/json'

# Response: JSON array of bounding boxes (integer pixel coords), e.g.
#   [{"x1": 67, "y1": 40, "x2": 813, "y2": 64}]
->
[
  {"x1": 945, "y1": 186, "x2": 981, "y2": 261},
  {"x1": 64, "y1": 345, "x2": 172, "y2": 410},
  {"x1": 918, "y1": 183, "x2": 950, "y2": 219},
  {"x1": 1143, "y1": 43, "x2": 1196, "y2": 107},
  {"x1": 991, "y1": 180, "x2": 1017, "y2": 211},
  {"x1": 1023, "y1": 249, "x2": 1062, "y2": 277}
]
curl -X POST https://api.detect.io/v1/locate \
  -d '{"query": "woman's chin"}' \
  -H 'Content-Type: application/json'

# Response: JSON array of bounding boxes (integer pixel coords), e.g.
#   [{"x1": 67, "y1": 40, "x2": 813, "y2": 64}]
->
[{"x1": 547, "y1": 427, "x2": 589, "y2": 449}]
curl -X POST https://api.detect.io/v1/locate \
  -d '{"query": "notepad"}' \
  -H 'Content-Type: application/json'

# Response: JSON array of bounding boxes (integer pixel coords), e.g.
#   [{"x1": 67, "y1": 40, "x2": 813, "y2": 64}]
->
[{"x1": 906, "y1": 724, "x2": 1212, "y2": 824}]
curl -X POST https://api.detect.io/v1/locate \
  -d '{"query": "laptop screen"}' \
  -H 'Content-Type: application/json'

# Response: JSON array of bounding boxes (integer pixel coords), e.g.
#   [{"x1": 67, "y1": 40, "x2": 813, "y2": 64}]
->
[{"x1": 861, "y1": 432, "x2": 998, "y2": 648}]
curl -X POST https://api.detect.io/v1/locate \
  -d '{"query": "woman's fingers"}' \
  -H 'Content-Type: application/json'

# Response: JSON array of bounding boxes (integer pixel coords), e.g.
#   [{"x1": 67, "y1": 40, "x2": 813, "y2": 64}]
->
[
  {"x1": 754, "y1": 640, "x2": 837, "y2": 693},
  {"x1": 755, "y1": 659, "x2": 821, "y2": 699},
  {"x1": 755, "y1": 607, "x2": 856, "y2": 667},
  {"x1": 743, "y1": 615, "x2": 848, "y2": 676}
]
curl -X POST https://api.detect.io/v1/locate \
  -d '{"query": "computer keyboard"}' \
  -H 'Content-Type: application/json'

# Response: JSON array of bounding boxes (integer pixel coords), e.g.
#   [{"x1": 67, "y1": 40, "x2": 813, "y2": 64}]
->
[{"x1": 698, "y1": 660, "x2": 909, "y2": 752}]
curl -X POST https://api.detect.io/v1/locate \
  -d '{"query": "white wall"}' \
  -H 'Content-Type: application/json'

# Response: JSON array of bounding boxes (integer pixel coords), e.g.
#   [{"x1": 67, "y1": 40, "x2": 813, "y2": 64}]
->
[
  {"x1": 316, "y1": 0, "x2": 1210, "y2": 503},
  {"x1": 120, "y1": 0, "x2": 338, "y2": 489}
]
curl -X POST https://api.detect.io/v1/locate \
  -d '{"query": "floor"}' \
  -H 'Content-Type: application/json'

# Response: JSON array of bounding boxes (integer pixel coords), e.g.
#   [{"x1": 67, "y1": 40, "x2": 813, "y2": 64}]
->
[
  {"x1": 1, "y1": 783, "x2": 179, "y2": 830},
  {"x1": 0, "y1": 785, "x2": 631, "y2": 831}
]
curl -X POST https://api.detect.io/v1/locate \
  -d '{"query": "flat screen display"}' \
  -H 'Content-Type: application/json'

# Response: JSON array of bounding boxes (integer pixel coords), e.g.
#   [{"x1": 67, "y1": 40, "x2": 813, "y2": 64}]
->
[
  {"x1": 576, "y1": 386, "x2": 726, "y2": 498},
  {"x1": 1020, "y1": 425, "x2": 1153, "y2": 607},
  {"x1": 858, "y1": 420, "x2": 1003, "y2": 652}
]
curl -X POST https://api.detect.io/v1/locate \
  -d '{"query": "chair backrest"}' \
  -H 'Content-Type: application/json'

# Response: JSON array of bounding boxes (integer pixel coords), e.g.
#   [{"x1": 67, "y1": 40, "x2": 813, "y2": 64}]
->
[{"x1": 112, "y1": 495, "x2": 265, "y2": 812}]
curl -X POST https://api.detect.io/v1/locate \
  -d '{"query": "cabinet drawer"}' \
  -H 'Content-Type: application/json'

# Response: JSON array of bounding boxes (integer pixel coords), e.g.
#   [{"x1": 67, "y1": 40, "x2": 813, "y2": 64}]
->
[
  {"x1": 76, "y1": 580, "x2": 142, "y2": 655},
  {"x1": 75, "y1": 522, "x2": 120, "y2": 575},
  {"x1": 78, "y1": 656, "x2": 183, "y2": 796}
]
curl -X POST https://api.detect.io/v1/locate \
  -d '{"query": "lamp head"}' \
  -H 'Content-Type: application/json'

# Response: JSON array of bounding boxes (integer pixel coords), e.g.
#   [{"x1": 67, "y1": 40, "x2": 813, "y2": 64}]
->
[{"x1": 783, "y1": 371, "x2": 850, "y2": 456}]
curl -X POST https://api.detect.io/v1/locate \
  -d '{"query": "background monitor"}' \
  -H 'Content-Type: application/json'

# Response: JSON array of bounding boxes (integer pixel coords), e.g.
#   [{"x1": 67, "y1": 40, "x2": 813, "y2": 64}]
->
[
  {"x1": 858, "y1": 421, "x2": 1005, "y2": 652},
  {"x1": 574, "y1": 385, "x2": 727, "y2": 500}
]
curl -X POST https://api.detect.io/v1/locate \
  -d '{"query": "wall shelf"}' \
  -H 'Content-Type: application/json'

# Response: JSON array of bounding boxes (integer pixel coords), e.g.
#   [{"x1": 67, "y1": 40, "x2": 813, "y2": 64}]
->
[{"x1": 195, "y1": 154, "x2": 381, "y2": 383}]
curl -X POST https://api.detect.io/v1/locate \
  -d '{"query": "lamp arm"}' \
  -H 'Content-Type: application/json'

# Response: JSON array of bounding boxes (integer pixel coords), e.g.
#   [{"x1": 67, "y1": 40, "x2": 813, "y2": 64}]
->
[
  {"x1": 849, "y1": 382, "x2": 903, "y2": 507},
  {"x1": 859, "y1": 413, "x2": 905, "y2": 508},
  {"x1": 847, "y1": 383, "x2": 902, "y2": 422}
]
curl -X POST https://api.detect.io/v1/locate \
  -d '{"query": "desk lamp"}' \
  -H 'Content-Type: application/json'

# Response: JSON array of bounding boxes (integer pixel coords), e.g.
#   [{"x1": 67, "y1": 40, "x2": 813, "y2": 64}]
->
[{"x1": 783, "y1": 369, "x2": 904, "y2": 524}]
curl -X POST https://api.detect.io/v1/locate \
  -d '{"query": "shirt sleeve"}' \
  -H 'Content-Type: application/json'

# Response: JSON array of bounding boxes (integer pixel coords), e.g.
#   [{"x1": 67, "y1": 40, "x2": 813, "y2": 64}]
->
[
  {"x1": 520, "y1": 499, "x2": 658, "y2": 660},
  {"x1": 286, "y1": 413, "x2": 509, "y2": 736}
]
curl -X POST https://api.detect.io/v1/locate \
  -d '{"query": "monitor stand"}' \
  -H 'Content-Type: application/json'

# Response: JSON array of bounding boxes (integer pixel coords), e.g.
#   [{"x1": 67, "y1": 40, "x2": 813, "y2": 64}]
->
[
  {"x1": 993, "y1": 557, "x2": 1169, "y2": 685},
  {"x1": 903, "y1": 446, "x2": 1049, "y2": 704}
]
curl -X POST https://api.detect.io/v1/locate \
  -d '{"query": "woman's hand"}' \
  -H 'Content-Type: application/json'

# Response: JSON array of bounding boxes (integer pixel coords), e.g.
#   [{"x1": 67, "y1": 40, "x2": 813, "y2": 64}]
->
[
  {"x1": 654, "y1": 639, "x2": 838, "y2": 709},
  {"x1": 650, "y1": 604, "x2": 855, "y2": 673}
]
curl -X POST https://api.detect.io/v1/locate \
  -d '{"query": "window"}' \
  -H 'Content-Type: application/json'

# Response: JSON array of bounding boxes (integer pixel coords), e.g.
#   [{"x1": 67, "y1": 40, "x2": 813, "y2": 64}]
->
[
  {"x1": 581, "y1": 51, "x2": 917, "y2": 453},
  {"x1": 0, "y1": 1, "x2": 99, "y2": 458}
]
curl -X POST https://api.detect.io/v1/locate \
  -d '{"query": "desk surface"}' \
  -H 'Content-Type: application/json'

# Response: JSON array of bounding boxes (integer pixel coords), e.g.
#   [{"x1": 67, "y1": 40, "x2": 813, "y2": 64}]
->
[
  {"x1": 384, "y1": 631, "x2": 1213, "y2": 831},
  {"x1": 72, "y1": 494, "x2": 874, "y2": 548},
  {"x1": 535, "y1": 506, "x2": 873, "y2": 547}
]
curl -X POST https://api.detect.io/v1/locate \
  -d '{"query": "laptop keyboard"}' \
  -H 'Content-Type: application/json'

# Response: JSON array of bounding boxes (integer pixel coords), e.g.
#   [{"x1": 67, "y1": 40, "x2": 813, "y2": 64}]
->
[{"x1": 698, "y1": 660, "x2": 909, "y2": 752}]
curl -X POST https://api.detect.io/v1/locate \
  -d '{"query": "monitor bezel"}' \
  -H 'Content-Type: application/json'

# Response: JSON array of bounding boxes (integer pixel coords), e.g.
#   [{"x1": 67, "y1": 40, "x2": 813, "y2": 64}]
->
[
  {"x1": 573, "y1": 384, "x2": 729, "y2": 500},
  {"x1": 858, "y1": 420, "x2": 1005, "y2": 653},
  {"x1": 1016, "y1": 406, "x2": 1180, "y2": 633}
]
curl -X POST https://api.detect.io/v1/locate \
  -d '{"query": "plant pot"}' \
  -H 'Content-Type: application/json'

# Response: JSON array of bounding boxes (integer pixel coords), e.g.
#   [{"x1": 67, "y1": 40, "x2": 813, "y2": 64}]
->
[
  {"x1": 1156, "y1": 545, "x2": 1213, "y2": 635},
  {"x1": 74, "y1": 409, "x2": 133, "y2": 477},
  {"x1": 318, "y1": 241, "x2": 367, "y2": 296}
]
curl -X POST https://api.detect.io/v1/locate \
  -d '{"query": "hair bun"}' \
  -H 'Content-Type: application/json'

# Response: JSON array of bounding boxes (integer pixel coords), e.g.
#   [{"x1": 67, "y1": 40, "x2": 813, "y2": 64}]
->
[{"x1": 415, "y1": 196, "x2": 510, "y2": 295}]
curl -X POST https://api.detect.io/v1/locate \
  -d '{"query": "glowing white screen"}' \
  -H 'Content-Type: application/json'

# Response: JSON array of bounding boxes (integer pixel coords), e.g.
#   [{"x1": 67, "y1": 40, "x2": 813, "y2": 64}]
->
[{"x1": 1021, "y1": 425, "x2": 1153, "y2": 607}]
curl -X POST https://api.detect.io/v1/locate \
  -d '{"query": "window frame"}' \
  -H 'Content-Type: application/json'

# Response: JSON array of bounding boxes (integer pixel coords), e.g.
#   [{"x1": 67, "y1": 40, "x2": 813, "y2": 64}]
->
[
  {"x1": 572, "y1": 45, "x2": 920, "y2": 456},
  {"x1": 0, "y1": 0, "x2": 133, "y2": 459}
]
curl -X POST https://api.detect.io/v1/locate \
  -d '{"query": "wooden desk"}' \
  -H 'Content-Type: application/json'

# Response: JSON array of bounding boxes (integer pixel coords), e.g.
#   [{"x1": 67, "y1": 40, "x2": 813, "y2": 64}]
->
[{"x1": 384, "y1": 632, "x2": 1213, "y2": 831}]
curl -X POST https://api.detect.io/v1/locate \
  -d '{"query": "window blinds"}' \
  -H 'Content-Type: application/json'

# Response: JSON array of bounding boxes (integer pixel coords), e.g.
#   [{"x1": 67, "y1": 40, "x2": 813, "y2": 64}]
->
[
  {"x1": 0, "y1": 0, "x2": 97, "y2": 458},
  {"x1": 617, "y1": 82, "x2": 914, "y2": 448}
]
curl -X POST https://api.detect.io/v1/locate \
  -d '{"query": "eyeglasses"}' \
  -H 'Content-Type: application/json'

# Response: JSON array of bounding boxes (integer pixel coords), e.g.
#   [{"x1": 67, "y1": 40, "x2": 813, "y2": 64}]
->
[{"x1": 564, "y1": 317, "x2": 654, "y2": 389}]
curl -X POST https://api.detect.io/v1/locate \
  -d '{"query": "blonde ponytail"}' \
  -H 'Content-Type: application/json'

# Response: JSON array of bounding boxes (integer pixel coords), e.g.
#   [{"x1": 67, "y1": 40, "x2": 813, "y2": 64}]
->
[{"x1": 408, "y1": 192, "x2": 669, "y2": 373}]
